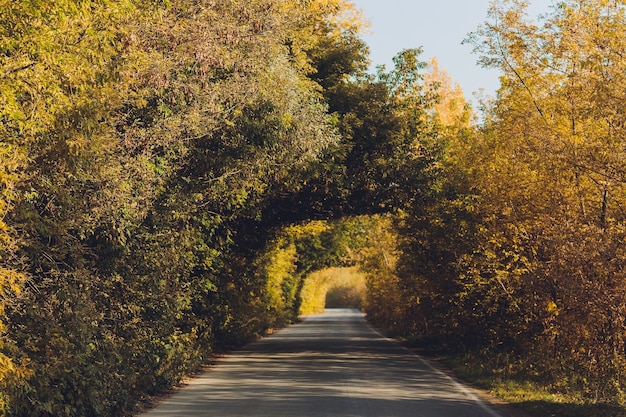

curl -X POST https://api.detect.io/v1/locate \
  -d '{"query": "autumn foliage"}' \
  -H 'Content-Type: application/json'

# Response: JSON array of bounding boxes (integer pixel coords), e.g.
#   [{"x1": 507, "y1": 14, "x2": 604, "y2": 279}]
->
[
  {"x1": 2, "y1": 0, "x2": 626, "y2": 415},
  {"x1": 364, "y1": 0, "x2": 626, "y2": 407},
  {"x1": 0, "y1": 0, "x2": 364, "y2": 414}
]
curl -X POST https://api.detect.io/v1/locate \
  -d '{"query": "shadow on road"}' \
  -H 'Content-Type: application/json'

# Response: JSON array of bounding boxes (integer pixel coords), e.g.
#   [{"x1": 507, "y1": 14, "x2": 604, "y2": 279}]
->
[{"x1": 139, "y1": 309, "x2": 502, "y2": 417}]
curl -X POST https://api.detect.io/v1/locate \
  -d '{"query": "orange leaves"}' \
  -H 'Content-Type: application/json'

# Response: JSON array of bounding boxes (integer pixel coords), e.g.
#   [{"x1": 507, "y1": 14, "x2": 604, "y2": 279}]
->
[
  {"x1": 423, "y1": 58, "x2": 472, "y2": 128},
  {"x1": 442, "y1": 0, "x2": 626, "y2": 402}
]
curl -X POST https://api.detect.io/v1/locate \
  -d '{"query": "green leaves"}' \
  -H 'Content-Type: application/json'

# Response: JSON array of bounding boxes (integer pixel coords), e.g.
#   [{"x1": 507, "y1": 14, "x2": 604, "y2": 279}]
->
[{"x1": 0, "y1": 0, "x2": 374, "y2": 415}]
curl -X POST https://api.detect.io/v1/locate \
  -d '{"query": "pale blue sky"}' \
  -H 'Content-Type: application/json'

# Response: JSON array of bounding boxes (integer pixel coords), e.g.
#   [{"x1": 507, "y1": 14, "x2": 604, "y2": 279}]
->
[{"x1": 351, "y1": 0, "x2": 556, "y2": 99}]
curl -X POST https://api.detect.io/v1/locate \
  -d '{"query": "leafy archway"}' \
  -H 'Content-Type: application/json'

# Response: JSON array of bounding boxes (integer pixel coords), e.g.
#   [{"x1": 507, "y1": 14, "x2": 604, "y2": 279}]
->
[{"x1": 299, "y1": 267, "x2": 366, "y2": 315}]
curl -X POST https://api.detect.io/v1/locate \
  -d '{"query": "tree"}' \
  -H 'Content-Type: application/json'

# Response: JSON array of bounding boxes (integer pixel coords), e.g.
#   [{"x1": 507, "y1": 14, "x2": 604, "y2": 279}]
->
[
  {"x1": 460, "y1": 0, "x2": 626, "y2": 400},
  {"x1": 423, "y1": 58, "x2": 472, "y2": 128},
  {"x1": 0, "y1": 0, "x2": 365, "y2": 415},
  {"x1": 0, "y1": 143, "x2": 29, "y2": 413}
]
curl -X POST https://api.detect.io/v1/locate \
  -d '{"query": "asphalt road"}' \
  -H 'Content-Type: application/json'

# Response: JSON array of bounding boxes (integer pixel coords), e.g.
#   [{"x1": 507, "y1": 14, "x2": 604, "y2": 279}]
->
[{"x1": 139, "y1": 309, "x2": 504, "y2": 417}]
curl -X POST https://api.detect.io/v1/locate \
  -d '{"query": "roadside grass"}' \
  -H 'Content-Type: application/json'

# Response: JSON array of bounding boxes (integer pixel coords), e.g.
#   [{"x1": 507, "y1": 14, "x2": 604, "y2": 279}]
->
[
  {"x1": 435, "y1": 354, "x2": 626, "y2": 417},
  {"x1": 368, "y1": 322, "x2": 626, "y2": 417}
]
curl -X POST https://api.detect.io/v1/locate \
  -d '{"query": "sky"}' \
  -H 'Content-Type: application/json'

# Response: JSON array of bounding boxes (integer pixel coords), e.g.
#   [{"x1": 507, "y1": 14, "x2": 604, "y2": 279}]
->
[{"x1": 351, "y1": 0, "x2": 556, "y2": 99}]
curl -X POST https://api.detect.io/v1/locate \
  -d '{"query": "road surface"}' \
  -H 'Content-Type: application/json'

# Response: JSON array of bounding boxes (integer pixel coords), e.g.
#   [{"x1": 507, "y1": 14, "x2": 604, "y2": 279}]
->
[{"x1": 139, "y1": 309, "x2": 503, "y2": 417}]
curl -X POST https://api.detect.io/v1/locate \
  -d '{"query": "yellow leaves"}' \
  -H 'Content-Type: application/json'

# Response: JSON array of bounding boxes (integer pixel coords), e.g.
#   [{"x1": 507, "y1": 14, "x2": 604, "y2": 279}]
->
[
  {"x1": 423, "y1": 58, "x2": 472, "y2": 128},
  {"x1": 0, "y1": 353, "x2": 16, "y2": 384},
  {"x1": 546, "y1": 301, "x2": 559, "y2": 316},
  {"x1": 282, "y1": 0, "x2": 366, "y2": 33},
  {"x1": 280, "y1": 0, "x2": 368, "y2": 74},
  {"x1": 0, "y1": 354, "x2": 32, "y2": 384},
  {"x1": 324, "y1": 0, "x2": 367, "y2": 35},
  {"x1": 457, "y1": 2, "x2": 626, "y2": 397},
  {"x1": 0, "y1": 267, "x2": 24, "y2": 298},
  {"x1": 284, "y1": 220, "x2": 329, "y2": 240},
  {"x1": 0, "y1": 146, "x2": 25, "y2": 197},
  {"x1": 0, "y1": 144, "x2": 26, "y2": 344},
  {"x1": 0, "y1": 249, "x2": 29, "y2": 412},
  {"x1": 0, "y1": 0, "x2": 141, "y2": 178},
  {"x1": 0, "y1": 0, "x2": 377, "y2": 413},
  {"x1": 299, "y1": 267, "x2": 365, "y2": 315}
]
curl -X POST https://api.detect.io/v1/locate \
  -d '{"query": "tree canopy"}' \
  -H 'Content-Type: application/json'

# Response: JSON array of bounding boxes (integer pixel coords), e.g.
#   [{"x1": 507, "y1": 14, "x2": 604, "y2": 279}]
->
[
  {"x1": 364, "y1": 0, "x2": 626, "y2": 408},
  {"x1": 2, "y1": 0, "x2": 626, "y2": 415}
]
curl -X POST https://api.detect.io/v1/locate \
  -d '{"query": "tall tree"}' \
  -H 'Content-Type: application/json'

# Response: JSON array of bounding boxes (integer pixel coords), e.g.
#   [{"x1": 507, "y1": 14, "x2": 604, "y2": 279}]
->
[
  {"x1": 460, "y1": 0, "x2": 626, "y2": 399},
  {"x1": 0, "y1": 0, "x2": 365, "y2": 415}
]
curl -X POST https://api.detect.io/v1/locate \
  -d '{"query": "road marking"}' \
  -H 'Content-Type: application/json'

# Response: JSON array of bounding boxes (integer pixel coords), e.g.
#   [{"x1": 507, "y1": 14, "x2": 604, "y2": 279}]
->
[{"x1": 368, "y1": 323, "x2": 504, "y2": 417}]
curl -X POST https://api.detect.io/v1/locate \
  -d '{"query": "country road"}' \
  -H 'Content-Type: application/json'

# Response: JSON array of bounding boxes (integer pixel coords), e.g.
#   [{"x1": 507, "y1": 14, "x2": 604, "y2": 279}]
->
[{"x1": 139, "y1": 309, "x2": 504, "y2": 417}]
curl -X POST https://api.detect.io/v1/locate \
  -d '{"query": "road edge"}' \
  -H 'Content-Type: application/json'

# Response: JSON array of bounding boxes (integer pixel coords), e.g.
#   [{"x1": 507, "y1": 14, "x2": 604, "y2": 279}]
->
[{"x1": 365, "y1": 321, "x2": 532, "y2": 417}]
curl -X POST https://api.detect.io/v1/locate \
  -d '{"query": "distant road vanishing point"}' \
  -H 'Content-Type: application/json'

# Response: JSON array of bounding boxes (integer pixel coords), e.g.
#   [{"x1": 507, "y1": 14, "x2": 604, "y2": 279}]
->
[{"x1": 139, "y1": 309, "x2": 504, "y2": 417}]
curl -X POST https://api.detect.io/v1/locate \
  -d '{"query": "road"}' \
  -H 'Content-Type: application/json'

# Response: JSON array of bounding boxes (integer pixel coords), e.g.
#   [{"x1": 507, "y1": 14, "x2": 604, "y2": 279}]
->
[{"x1": 139, "y1": 309, "x2": 504, "y2": 417}]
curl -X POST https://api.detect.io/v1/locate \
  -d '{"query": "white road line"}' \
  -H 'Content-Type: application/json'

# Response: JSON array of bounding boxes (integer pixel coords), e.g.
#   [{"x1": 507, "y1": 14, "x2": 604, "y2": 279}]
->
[{"x1": 369, "y1": 323, "x2": 504, "y2": 417}]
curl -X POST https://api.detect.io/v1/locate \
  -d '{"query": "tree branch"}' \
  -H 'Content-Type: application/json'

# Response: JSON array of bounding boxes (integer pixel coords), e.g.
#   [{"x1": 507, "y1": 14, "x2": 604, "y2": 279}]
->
[{"x1": 2, "y1": 61, "x2": 37, "y2": 78}]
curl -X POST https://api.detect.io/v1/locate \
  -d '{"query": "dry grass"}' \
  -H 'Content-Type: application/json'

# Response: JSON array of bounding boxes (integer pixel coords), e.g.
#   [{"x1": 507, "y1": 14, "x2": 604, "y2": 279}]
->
[{"x1": 436, "y1": 354, "x2": 626, "y2": 417}]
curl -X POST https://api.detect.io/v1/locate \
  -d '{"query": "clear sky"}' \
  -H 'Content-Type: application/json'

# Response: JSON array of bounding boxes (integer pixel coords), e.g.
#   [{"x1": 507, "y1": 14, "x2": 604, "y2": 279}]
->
[{"x1": 351, "y1": 0, "x2": 556, "y2": 99}]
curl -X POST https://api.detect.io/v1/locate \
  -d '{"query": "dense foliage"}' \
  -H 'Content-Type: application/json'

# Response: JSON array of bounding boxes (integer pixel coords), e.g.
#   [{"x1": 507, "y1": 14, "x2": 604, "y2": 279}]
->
[
  {"x1": 0, "y1": 0, "x2": 368, "y2": 414},
  {"x1": 2, "y1": 0, "x2": 626, "y2": 415},
  {"x1": 363, "y1": 0, "x2": 626, "y2": 408}
]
